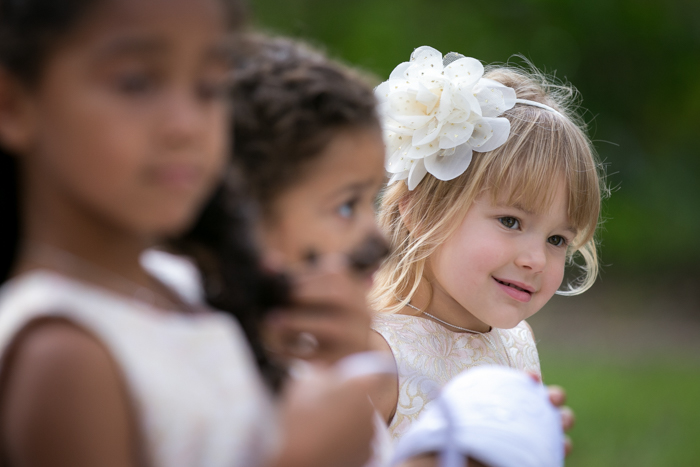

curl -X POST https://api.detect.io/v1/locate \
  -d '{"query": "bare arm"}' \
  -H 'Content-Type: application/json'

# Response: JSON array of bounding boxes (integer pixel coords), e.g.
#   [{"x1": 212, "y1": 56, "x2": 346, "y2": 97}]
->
[
  {"x1": 269, "y1": 371, "x2": 378, "y2": 467},
  {"x1": 0, "y1": 320, "x2": 138, "y2": 467},
  {"x1": 366, "y1": 330, "x2": 398, "y2": 424}
]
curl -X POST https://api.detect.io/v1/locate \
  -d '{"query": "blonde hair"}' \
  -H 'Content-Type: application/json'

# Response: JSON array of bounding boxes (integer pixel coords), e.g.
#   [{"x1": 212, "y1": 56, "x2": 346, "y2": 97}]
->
[{"x1": 370, "y1": 65, "x2": 606, "y2": 314}]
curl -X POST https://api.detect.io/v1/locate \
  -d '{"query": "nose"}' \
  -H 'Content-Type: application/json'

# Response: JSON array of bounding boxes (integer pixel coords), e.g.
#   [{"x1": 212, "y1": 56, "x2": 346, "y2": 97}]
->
[
  {"x1": 160, "y1": 92, "x2": 208, "y2": 150},
  {"x1": 347, "y1": 215, "x2": 390, "y2": 275},
  {"x1": 514, "y1": 238, "x2": 547, "y2": 273}
]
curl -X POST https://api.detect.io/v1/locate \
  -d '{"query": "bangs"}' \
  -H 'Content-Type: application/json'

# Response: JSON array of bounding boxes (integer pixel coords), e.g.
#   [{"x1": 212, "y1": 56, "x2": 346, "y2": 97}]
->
[{"x1": 480, "y1": 110, "x2": 601, "y2": 248}]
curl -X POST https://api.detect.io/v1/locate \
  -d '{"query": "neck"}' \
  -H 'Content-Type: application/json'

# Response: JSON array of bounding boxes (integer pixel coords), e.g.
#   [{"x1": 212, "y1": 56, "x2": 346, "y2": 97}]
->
[
  {"x1": 15, "y1": 170, "x2": 153, "y2": 289},
  {"x1": 404, "y1": 277, "x2": 491, "y2": 333}
]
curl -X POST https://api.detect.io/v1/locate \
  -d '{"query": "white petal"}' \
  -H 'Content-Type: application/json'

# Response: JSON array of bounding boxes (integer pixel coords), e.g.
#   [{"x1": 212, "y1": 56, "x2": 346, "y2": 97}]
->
[
  {"x1": 384, "y1": 131, "x2": 402, "y2": 155},
  {"x1": 407, "y1": 140, "x2": 441, "y2": 159},
  {"x1": 416, "y1": 83, "x2": 439, "y2": 114},
  {"x1": 435, "y1": 84, "x2": 453, "y2": 122},
  {"x1": 477, "y1": 79, "x2": 517, "y2": 110},
  {"x1": 404, "y1": 47, "x2": 444, "y2": 82},
  {"x1": 374, "y1": 81, "x2": 391, "y2": 103},
  {"x1": 474, "y1": 79, "x2": 517, "y2": 117},
  {"x1": 385, "y1": 141, "x2": 413, "y2": 173},
  {"x1": 390, "y1": 114, "x2": 434, "y2": 130},
  {"x1": 412, "y1": 120, "x2": 442, "y2": 146},
  {"x1": 388, "y1": 91, "x2": 427, "y2": 117},
  {"x1": 471, "y1": 117, "x2": 511, "y2": 153},
  {"x1": 389, "y1": 61, "x2": 412, "y2": 81},
  {"x1": 388, "y1": 171, "x2": 409, "y2": 185},
  {"x1": 376, "y1": 101, "x2": 391, "y2": 119},
  {"x1": 407, "y1": 159, "x2": 428, "y2": 190},
  {"x1": 439, "y1": 122, "x2": 475, "y2": 149},
  {"x1": 444, "y1": 57, "x2": 484, "y2": 88},
  {"x1": 410, "y1": 46, "x2": 443, "y2": 64},
  {"x1": 424, "y1": 145, "x2": 474, "y2": 181},
  {"x1": 385, "y1": 135, "x2": 411, "y2": 167},
  {"x1": 449, "y1": 89, "x2": 480, "y2": 121},
  {"x1": 385, "y1": 121, "x2": 414, "y2": 135}
]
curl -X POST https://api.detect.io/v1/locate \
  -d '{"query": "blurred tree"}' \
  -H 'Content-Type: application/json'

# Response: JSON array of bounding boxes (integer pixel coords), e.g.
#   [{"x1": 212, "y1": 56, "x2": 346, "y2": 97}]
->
[{"x1": 248, "y1": 0, "x2": 700, "y2": 276}]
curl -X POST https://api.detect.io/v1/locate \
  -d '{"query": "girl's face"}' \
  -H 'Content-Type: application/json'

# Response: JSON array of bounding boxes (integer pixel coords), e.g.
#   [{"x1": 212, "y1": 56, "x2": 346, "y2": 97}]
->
[
  {"x1": 429, "y1": 179, "x2": 575, "y2": 329},
  {"x1": 262, "y1": 127, "x2": 387, "y2": 284},
  {"x1": 11, "y1": 0, "x2": 230, "y2": 238}
]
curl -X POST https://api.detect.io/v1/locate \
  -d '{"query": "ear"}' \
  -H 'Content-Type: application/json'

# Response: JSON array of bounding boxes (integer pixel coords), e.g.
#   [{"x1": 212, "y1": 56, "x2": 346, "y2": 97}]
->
[{"x1": 0, "y1": 69, "x2": 37, "y2": 155}]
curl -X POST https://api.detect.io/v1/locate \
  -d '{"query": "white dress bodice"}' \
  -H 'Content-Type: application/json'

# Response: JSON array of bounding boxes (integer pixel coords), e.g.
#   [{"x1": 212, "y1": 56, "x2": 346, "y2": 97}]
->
[
  {"x1": 371, "y1": 313, "x2": 541, "y2": 441},
  {"x1": 0, "y1": 271, "x2": 277, "y2": 467}
]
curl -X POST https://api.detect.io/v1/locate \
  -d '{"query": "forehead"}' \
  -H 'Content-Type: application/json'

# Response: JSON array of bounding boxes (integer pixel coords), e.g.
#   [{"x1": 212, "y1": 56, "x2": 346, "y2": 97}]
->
[
  {"x1": 290, "y1": 127, "x2": 385, "y2": 197},
  {"x1": 489, "y1": 174, "x2": 569, "y2": 216},
  {"x1": 63, "y1": 0, "x2": 228, "y2": 54},
  {"x1": 95, "y1": 0, "x2": 225, "y2": 25}
]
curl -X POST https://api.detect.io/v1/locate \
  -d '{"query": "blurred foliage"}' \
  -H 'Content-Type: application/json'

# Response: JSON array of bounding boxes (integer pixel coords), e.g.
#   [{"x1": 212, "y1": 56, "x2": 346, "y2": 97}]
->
[{"x1": 247, "y1": 0, "x2": 700, "y2": 275}]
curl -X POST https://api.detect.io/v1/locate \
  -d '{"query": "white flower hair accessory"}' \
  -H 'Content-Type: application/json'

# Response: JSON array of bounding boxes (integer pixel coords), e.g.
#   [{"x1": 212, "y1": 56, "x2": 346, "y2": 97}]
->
[{"x1": 375, "y1": 46, "x2": 517, "y2": 190}]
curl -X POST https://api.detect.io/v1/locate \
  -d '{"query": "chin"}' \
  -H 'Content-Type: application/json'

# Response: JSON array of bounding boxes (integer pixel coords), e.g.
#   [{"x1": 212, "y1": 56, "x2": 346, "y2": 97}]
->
[
  {"x1": 487, "y1": 312, "x2": 529, "y2": 330},
  {"x1": 140, "y1": 210, "x2": 200, "y2": 238}
]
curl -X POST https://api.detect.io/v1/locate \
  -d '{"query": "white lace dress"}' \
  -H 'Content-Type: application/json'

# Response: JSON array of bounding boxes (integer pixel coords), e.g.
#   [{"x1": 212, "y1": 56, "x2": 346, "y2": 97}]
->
[
  {"x1": 0, "y1": 271, "x2": 277, "y2": 467},
  {"x1": 371, "y1": 313, "x2": 541, "y2": 441}
]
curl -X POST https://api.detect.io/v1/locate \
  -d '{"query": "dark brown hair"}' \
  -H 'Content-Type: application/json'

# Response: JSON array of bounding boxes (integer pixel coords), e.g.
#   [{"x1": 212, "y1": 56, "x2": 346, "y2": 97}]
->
[
  {"x1": 230, "y1": 35, "x2": 380, "y2": 212},
  {"x1": 0, "y1": 0, "x2": 248, "y2": 281}
]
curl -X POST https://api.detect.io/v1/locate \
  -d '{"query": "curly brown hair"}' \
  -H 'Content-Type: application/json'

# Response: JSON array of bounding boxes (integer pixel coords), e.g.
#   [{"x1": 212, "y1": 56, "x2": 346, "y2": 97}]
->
[{"x1": 230, "y1": 35, "x2": 381, "y2": 213}]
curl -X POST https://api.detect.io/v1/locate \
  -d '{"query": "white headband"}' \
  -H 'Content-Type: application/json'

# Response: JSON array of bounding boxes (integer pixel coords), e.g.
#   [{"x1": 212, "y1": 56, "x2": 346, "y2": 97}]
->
[
  {"x1": 391, "y1": 366, "x2": 565, "y2": 467},
  {"x1": 376, "y1": 46, "x2": 561, "y2": 190},
  {"x1": 515, "y1": 98, "x2": 561, "y2": 114}
]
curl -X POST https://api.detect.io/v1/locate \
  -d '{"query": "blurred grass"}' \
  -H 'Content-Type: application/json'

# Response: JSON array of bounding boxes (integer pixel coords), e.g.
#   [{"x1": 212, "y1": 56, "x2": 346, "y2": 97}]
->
[{"x1": 540, "y1": 351, "x2": 700, "y2": 466}]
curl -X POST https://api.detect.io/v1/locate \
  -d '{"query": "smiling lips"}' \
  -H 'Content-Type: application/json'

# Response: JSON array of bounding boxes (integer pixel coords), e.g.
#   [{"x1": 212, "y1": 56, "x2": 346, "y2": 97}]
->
[{"x1": 493, "y1": 277, "x2": 535, "y2": 303}]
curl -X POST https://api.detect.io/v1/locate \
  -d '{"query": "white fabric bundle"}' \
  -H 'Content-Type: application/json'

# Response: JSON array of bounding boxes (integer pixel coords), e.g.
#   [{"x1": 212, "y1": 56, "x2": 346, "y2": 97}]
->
[{"x1": 391, "y1": 366, "x2": 564, "y2": 467}]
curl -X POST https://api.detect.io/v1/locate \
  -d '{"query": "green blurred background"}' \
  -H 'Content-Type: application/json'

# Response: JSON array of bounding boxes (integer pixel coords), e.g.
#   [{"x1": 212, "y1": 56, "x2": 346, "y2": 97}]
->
[{"x1": 247, "y1": 0, "x2": 699, "y2": 465}]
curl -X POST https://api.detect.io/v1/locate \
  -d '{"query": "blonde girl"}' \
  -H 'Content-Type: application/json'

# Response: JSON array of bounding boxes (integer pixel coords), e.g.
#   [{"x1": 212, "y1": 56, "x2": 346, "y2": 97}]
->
[{"x1": 368, "y1": 46, "x2": 603, "y2": 441}]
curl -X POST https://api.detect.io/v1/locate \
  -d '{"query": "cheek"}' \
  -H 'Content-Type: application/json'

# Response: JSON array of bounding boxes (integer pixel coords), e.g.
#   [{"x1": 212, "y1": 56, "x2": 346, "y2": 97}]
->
[
  {"x1": 39, "y1": 105, "x2": 145, "y2": 198},
  {"x1": 434, "y1": 232, "x2": 505, "y2": 286},
  {"x1": 39, "y1": 79, "x2": 146, "y2": 176},
  {"x1": 263, "y1": 200, "x2": 331, "y2": 264},
  {"x1": 201, "y1": 105, "x2": 228, "y2": 171},
  {"x1": 540, "y1": 256, "x2": 567, "y2": 298}
]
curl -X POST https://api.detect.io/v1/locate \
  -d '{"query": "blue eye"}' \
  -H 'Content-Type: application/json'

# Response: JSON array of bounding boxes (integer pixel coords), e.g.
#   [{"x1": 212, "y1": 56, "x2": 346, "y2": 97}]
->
[
  {"x1": 338, "y1": 199, "x2": 357, "y2": 219},
  {"x1": 499, "y1": 217, "x2": 520, "y2": 229},
  {"x1": 548, "y1": 235, "x2": 567, "y2": 247}
]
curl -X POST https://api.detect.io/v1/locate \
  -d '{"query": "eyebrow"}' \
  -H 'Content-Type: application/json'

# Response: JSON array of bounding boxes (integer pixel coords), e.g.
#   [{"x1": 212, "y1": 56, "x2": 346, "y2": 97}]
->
[
  {"x1": 331, "y1": 179, "x2": 378, "y2": 198},
  {"x1": 93, "y1": 36, "x2": 169, "y2": 60},
  {"x1": 563, "y1": 225, "x2": 578, "y2": 236},
  {"x1": 92, "y1": 36, "x2": 231, "y2": 64},
  {"x1": 496, "y1": 202, "x2": 534, "y2": 215}
]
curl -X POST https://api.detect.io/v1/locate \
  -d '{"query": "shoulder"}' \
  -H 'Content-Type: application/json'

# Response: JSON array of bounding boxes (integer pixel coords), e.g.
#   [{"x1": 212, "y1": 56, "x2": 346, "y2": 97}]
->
[
  {"x1": 6, "y1": 317, "x2": 109, "y2": 364},
  {"x1": 499, "y1": 320, "x2": 535, "y2": 346},
  {"x1": 371, "y1": 312, "x2": 415, "y2": 334},
  {"x1": 520, "y1": 320, "x2": 535, "y2": 339},
  {"x1": 367, "y1": 330, "x2": 398, "y2": 424},
  {"x1": 1, "y1": 318, "x2": 135, "y2": 466}
]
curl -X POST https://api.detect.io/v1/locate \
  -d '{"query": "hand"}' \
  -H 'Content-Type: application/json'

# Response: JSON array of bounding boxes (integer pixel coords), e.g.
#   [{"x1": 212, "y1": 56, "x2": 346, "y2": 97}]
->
[
  {"x1": 528, "y1": 373, "x2": 575, "y2": 456},
  {"x1": 263, "y1": 253, "x2": 372, "y2": 366},
  {"x1": 547, "y1": 384, "x2": 575, "y2": 456},
  {"x1": 272, "y1": 367, "x2": 378, "y2": 467}
]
